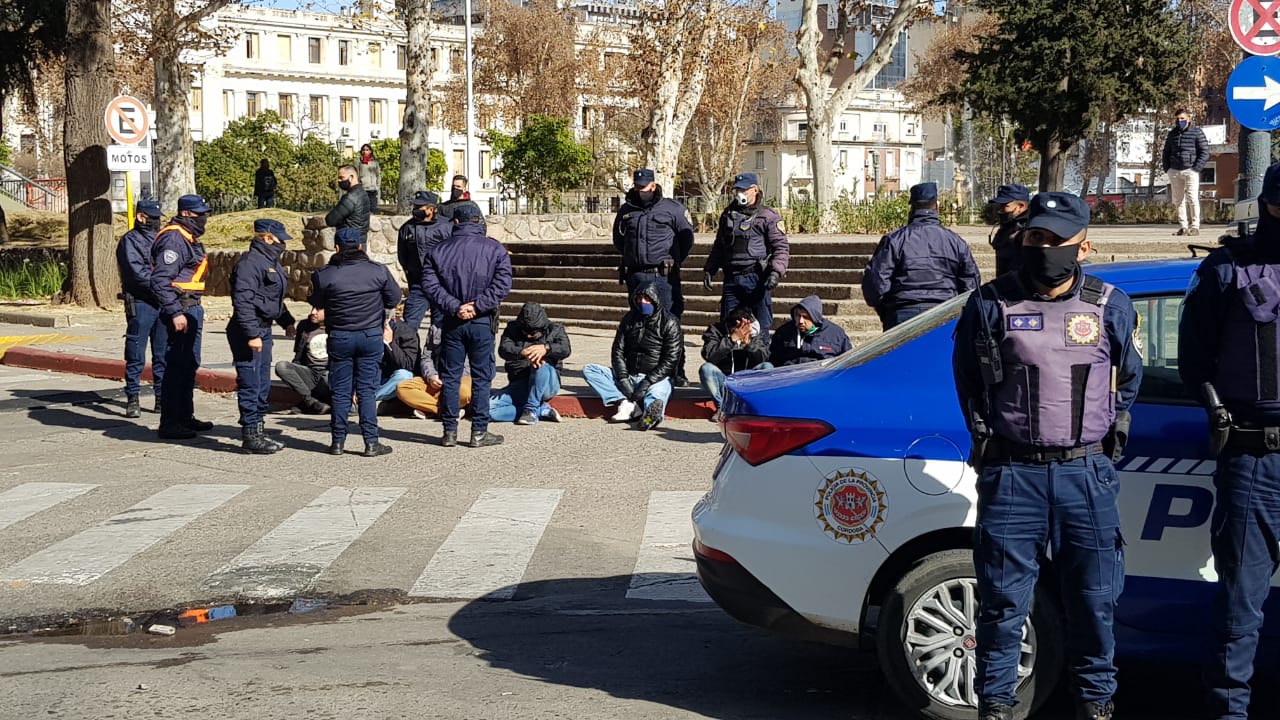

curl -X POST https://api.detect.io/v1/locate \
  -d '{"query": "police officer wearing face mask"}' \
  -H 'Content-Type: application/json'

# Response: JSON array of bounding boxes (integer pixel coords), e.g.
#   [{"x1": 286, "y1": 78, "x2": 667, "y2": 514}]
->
[
  {"x1": 952, "y1": 192, "x2": 1142, "y2": 720},
  {"x1": 398, "y1": 190, "x2": 449, "y2": 331},
  {"x1": 987, "y1": 183, "x2": 1031, "y2": 277},
  {"x1": 1180, "y1": 161, "x2": 1280, "y2": 720},
  {"x1": 227, "y1": 219, "x2": 297, "y2": 455},
  {"x1": 116, "y1": 199, "x2": 167, "y2": 419},
  {"x1": 150, "y1": 194, "x2": 215, "y2": 441},
  {"x1": 703, "y1": 173, "x2": 791, "y2": 343}
]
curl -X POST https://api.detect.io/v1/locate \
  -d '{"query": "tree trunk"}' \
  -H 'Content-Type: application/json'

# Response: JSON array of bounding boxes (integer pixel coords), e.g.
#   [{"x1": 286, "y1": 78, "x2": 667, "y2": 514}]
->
[
  {"x1": 398, "y1": 0, "x2": 432, "y2": 214},
  {"x1": 63, "y1": 0, "x2": 119, "y2": 307},
  {"x1": 639, "y1": 1, "x2": 718, "y2": 190},
  {"x1": 805, "y1": 115, "x2": 836, "y2": 230},
  {"x1": 1035, "y1": 132, "x2": 1069, "y2": 192},
  {"x1": 153, "y1": 31, "x2": 196, "y2": 210}
]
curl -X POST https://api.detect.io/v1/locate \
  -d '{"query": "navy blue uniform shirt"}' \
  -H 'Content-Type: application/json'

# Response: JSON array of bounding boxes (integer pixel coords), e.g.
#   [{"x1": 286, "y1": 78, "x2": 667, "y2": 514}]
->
[
  {"x1": 230, "y1": 238, "x2": 296, "y2": 337},
  {"x1": 863, "y1": 209, "x2": 981, "y2": 309},
  {"x1": 149, "y1": 217, "x2": 207, "y2": 318},
  {"x1": 116, "y1": 224, "x2": 159, "y2": 303},
  {"x1": 309, "y1": 251, "x2": 401, "y2": 331}
]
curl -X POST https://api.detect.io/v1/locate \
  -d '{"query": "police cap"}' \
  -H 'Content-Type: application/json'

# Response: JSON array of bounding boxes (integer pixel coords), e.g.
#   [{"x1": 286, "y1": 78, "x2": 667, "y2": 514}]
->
[
  {"x1": 1262, "y1": 162, "x2": 1280, "y2": 205},
  {"x1": 177, "y1": 194, "x2": 211, "y2": 214},
  {"x1": 253, "y1": 218, "x2": 292, "y2": 242},
  {"x1": 732, "y1": 173, "x2": 758, "y2": 190},
  {"x1": 989, "y1": 183, "x2": 1031, "y2": 204},
  {"x1": 135, "y1": 200, "x2": 162, "y2": 218},
  {"x1": 633, "y1": 168, "x2": 655, "y2": 186},
  {"x1": 412, "y1": 190, "x2": 440, "y2": 207},
  {"x1": 1025, "y1": 192, "x2": 1090, "y2": 239},
  {"x1": 909, "y1": 182, "x2": 938, "y2": 203},
  {"x1": 452, "y1": 203, "x2": 481, "y2": 222},
  {"x1": 334, "y1": 227, "x2": 364, "y2": 248}
]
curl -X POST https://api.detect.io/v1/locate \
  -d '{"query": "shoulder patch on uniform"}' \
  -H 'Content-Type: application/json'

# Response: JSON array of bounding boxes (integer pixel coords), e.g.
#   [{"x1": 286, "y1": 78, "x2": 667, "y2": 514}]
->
[
  {"x1": 1132, "y1": 311, "x2": 1144, "y2": 358},
  {"x1": 776, "y1": 219, "x2": 786, "y2": 234},
  {"x1": 1065, "y1": 313, "x2": 1101, "y2": 345},
  {"x1": 161, "y1": 249, "x2": 179, "y2": 265}
]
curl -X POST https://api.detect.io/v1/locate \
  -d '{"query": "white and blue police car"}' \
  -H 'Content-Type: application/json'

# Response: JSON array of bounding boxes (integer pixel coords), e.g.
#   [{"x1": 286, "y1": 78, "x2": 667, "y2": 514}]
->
[{"x1": 691, "y1": 256, "x2": 1258, "y2": 719}]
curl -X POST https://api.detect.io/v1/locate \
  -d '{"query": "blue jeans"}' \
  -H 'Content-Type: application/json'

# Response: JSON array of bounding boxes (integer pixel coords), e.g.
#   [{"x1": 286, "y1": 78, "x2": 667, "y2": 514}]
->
[
  {"x1": 490, "y1": 364, "x2": 561, "y2": 422},
  {"x1": 227, "y1": 322, "x2": 273, "y2": 427},
  {"x1": 582, "y1": 364, "x2": 672, "y2": 412},
  {"x1": 377, "y1": 369, "x2": 413, "y2": 402},
  {"x1": 124, "y1": 298, "x2": 167, "y2": 399},
  {"x1": 721, "y1": 271, "x2": 773, "y2": 344},
  {"x1": 159, "y1": 304, "x2": 204, "y2": 428},
  {"x1": 878, "y1": 303, "x2": 936, "y2": 331},
  {"x1": 327, "y1": 328, "x2": 383, "y2": 446},
  {"x1": 1206, "y1": 451, "x2": 1280, "y2": 720},
  {"x1": 698, "y1": 361, "x2": 773, "y2": 408},
  {"x1": 973, "y1": 454, "x2": 1123, "y2": 709},
  {"x1": 403, "y1": 285, "x2": 429, "y2": 331},
  {"x1": 441, "y1": 319, "x2": 496, "y2": 433}
]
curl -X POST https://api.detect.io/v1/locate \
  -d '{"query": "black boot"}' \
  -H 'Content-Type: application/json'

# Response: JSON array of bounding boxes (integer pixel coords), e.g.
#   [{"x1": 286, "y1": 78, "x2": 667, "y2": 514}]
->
[
  {"x1": 299, "y1": 397, "x2": 329, "y2": 415},
  {"x1": 1077, "y1": 701, "x2": 1114, "y2": 720},
  {"x1": 184, "y1": 417, "x2": 214, "y2": 432},
  {"x1": 980, "y1": 705, "x2": 1014, "y2": 720},
  {"x1": 468, "y1": 430, "x2": 504, "y2": 448},
  {"x1": 256, "y1": 422, "x2": 285, "y2": 451},
  {"x1": 125, "y1": 394, "x2": 141, "y2": 419},
  {"x1": 442, "y1": 430, "x2": 458, "y2": 448},
  {"x1": 241, "y1": 426, "x2": 280, "y2": 455}
]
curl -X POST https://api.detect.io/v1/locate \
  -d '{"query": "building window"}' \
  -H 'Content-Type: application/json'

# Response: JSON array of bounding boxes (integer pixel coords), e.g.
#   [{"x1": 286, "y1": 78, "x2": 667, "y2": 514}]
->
[
  {"x1": 905, "y1": 122, "x2": 916, "y2": 136},
  {"x1": 398, "y1": 100, "x2": 406, "y2": 123},
  {"x1": 190, "y1": 87, "x2": 202, "y2": 112},
  {"x1": 223, "y1": 90, "x2": 234, "y2": 116},
  {"x1": 452, "y1": 149, "x2": 465, "y2": 176},
  {"x1": 308, "y1": 37, "x2": 322, "y2": 64},
  {"x1": 755, "y1": 150, "x2": 765, "y2": 170},
  {"x1": 278, "y1": 34, "x2": 292, "y2": 62},
  {"x1": 450, "y1": 48, "x2": 464, "y2": 75},
  {"x1": 904, "y1": 150, "x2": 918, "y2": 170},
  {"x1": 339, "y1": 40, "x2": 350, "y2": 66},
  {"x1": 873, "y1": 122, "x2": 887, "y2": 139},
  {"x1": 245, "y1": 32, "x2": 259, "y2": 59},
  {"x1": 368, "y1": 42, "x2": 382, "y2": 68},
  {"x1": 246, "y1": 92, "x2": 263, "y2": 118},
  {"x1": 370, "y1": 99, "x2": 384, "y2": 125},
  {"x1": 430, "y1": 48, "x2": 440, "y2": 73},
  {"x1": 397, "y1": 44, "x2": 408, "y2": 70},
  {"x1": 279, "y1": 93, "x2": 296, "y2": 121},
  {"x1": 839, "y1": 118, "x2": 847, "y2": 131},
  {"x1": 838, "y1": 149, "x2": 848, "y2": 168},
  {"x1": 480, "y1": 150, "x2": 492, "y2": 180},
  {"x1": 797, "y1": 122, "x2": 808, "y2": 141},
  {"x1": 309, "y1": 95, "x2": 325, "y2": 122},
  {"x1": 1201, "y1": 164, "x2": 1216, "y2": 184},
  {"x1": 340, "y1": 97, "x2": 355, "y2": 123}
]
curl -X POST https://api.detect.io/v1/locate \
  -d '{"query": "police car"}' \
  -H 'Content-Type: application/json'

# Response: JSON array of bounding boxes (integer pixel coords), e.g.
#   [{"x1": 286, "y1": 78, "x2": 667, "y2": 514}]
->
[{"x1": 692, "y1": 256, "x2": 1257, "y2": 719}]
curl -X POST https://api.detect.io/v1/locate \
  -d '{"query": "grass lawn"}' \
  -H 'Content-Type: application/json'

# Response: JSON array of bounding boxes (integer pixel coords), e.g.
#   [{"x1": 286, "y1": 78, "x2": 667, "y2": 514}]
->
[{"x1": 3, "y1": 208, "x2": 311, "y2": 251}]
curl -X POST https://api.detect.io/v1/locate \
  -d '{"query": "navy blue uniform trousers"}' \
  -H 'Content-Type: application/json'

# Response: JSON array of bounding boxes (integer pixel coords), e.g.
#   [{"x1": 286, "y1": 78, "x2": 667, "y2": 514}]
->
[
  {"x1": 404, "y1": 284, "x2": 430, "y2": 331},
  {"x1": 227, "y1": 322, "x2": 273, "y2": 427},
  {"x1": 720, "y1": 271, "x2": 773, "y2": 344},
  {"x1": 327, "y1": 328, "x2": 383, "y2": 446},
  {"x1": 440, "y1": 319, "x2": 496, "y2": 434},
  {"x1": 974, "y1": 454, "x2": 1123, "y2": 708},
  {"x1": 1206, "y1": 451, "x2": 1280, "y2": 720},
  {"x1": 124, "y1": 298, "x2": 167, "y2": 399},
  {"x1": 159, "y1": 305, "x2": 204, "y2": 428}
]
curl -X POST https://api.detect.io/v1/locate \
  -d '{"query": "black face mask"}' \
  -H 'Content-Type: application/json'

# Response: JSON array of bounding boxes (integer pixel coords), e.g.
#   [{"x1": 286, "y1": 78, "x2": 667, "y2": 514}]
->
[
  {"x1": 450, "y1": 188, "x2": 463, "y2": 201},
  {"x1": 1021, "y1": 244, "x2": 1079, "y2": 288},
  {"x1": 636, "y1": 190, "x2": 655, "y2": 203},
  {"x1": 144, "y1": 217, "x2": 162, "y2": 231},
  {"x1": 338, "y1": 180, "x2": 353, "y2": 192},
  {"x1": 412, "y1": 208, "x2": 428, "y2": 221},
  {"x1": 191, "y1": 214, "x2": 209, "y2": 234}
]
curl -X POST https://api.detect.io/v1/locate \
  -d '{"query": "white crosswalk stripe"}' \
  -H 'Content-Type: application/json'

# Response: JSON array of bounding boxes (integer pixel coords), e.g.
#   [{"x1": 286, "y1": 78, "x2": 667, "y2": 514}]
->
[
  {"x1": 0, "y1": 484, "x2": 248, "y2": 586},
  {"x1": 410, "y1": 488, "x2": 563, "y2": 600},
  {"x1": 0, "y1": 482, "x2": 97, "y2": 532},
  {"x1": 626, "y1": 491, "x2": 711, "y2": 602},
  {"x1": 203, "y1": 487, "x2": 408, "y2": 599}
]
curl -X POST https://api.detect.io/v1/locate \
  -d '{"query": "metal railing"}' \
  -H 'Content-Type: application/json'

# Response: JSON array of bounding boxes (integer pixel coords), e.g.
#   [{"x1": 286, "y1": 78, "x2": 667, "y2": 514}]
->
[{"x1": 0, "y1": 166, "x2": 67, "y2": 214}]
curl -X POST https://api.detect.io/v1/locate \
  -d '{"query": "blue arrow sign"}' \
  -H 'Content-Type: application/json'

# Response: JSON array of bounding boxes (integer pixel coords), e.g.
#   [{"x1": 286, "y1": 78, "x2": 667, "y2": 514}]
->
[{"x1": 1228, "y1": 55, "x2": 1280, "y2": 130}]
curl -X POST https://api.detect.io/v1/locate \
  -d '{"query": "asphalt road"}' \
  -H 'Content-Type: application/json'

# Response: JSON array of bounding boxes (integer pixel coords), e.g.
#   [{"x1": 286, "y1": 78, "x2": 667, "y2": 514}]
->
[{"x1": 0, "y1": 366, "x2": 1225, "y2": 719}]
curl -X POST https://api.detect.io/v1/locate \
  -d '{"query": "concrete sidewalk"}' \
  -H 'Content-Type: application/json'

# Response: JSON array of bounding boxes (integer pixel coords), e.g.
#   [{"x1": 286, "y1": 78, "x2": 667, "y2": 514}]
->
[{"x1": 0, "y1": 298, "x2": 718, "y2": 420}]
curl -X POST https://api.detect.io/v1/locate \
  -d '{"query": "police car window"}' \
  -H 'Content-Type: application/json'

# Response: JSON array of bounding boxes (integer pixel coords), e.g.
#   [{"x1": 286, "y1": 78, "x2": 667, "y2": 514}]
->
[
  {"x1": 1132, "y1": 294, "x2": 1193, "y2": 405},
  {"x1": 828, "y1": 291, "x2": 969, "y2": 369}
]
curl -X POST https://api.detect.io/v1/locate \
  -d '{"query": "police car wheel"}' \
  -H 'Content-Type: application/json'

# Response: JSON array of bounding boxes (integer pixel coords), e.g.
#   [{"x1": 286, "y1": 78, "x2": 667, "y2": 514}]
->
[{"x1": 875, "y1": 549, "x2": 1065, "y2": 720}]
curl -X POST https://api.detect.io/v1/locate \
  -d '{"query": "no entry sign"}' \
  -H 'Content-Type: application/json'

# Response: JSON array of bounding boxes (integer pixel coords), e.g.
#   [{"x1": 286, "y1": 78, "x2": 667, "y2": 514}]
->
[
  {"x1": 1231, "y1": 0, "x2": 1280, "y2": 56},
  {"x1": 103, "y1": 95, "x2": 150, "y2": 146}
]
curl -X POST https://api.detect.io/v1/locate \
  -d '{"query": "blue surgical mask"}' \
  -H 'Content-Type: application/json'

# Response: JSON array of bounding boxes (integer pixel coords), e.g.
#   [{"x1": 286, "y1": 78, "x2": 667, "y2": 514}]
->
[
  {"x1": 1176, "y1": 120, "x2": 1188, "y2": 130},
  {"x1": 639, "y1": 303, "x2": 655, "y2": 317}
]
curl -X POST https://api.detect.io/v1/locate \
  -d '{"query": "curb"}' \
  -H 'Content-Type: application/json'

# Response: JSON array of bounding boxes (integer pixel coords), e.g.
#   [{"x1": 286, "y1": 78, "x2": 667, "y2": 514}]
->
[
  {"x1": 0, "y1": 310, "x2": 72, "y2": 328},
  {"x1": 1, "y1": 346, "x2": 717, "y2": 420}
]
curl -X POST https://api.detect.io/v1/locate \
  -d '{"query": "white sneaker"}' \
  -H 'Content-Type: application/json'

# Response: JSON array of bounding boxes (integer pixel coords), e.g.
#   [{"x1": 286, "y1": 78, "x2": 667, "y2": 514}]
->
[
  {"x1": 542, "y1": 405, "x2": 561, "y2": 423},
  {"x1": 413, "y1": 409, "x2": 427, "y2": 420},
  {"x1": 610, "y1": 400, "x2": 637, "y2": 423}
]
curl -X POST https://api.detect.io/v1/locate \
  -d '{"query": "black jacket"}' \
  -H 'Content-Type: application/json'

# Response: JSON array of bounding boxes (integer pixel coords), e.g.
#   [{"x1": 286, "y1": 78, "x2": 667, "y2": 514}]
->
[
  {"x1": 230, "y1": 238, "x2": 296, "y2": 336},
  {"x1": 701, "y1": 320, "x2": 769, "y2": 375},
  {"x1": 397, "y1": 217, "x2": 451, "y2": 286},
  {"x1": 499, "y1": 302, "x2": 571, "y2": 381},
  {"x1": 254, "y1": 168, "x2": 277, "y2": 199},
  {"x1": 291, "y1": 318, "x2": 328, "y2": 370},
  {"x1": 612, "y1": 185, "x2": 695, "y2": 270},
  {"x1": 440, "y1": 195, "x2": 486, "y2": 230},
  {"x1": 1161, "y1": 124, "x2": 1210, "y2": 173},
  {"x1": 308, "y1": 250, "x2": 401, "y2": 331},
  {"x1": 611, "y1": 283, "x2": 682, "y2": 390},
  {"x1": 989, "y1": 211, "x2": 1028, "y2": 278},
  {"x1": 382, "y1": 321, "x2": 420, "y2": 379},
  {"x1": 769, "y1": 295, "x2": 852, "y2": 367},
  {"x1": 325, "y1": 184, "x2": 371, "y2": 237}
]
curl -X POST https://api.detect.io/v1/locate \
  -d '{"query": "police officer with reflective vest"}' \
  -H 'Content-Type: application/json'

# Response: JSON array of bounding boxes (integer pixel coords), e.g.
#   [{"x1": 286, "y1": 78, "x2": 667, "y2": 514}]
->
[
  {"x1": 862, "y1": 182, "x2": 980, "y2": 330},
  {"x1": 398, "y1": 190, "x2": 449, "y2": 331},
  {"x1": 703, "y1": 173, "x2": 790, "y2": 343},
  {"x1": 1180, "y1": 161, "x2": 1280, "y2": 720},
  {"x1": 227, "y1": 219, "x2": 297, "y2": 455},
  {"x1": 613, "y1": 168, "x2": 695, "y2": 382},
  {"x1": 150, "y1": 194, "x2": 213, "y2": 440},
  {"x1": 988, "y1": 184, "x2": 1031, "y2": 278},
  {"x1": 116, "y1": 199, "x2": 167, "y2": 418},
  {"x1": 952, "y1": 192, "x2": 1142, "y2": 720},
  {"x1": 309, "y1": 227, "x2": 401, "y2": 457}
]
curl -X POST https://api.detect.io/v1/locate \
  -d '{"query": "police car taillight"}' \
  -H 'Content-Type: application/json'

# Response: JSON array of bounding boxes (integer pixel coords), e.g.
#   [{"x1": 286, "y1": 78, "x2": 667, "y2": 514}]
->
[{"x1": 723, "y1": 416, "x2": 834, "y2": 466}]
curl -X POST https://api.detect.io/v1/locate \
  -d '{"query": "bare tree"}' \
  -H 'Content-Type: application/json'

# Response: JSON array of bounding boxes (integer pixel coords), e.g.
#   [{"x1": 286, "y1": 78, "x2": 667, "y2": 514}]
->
[
  {"x1": 62, "y1": 0, "x2": 118, "y2": 307},
  {"x1": 397, "y1": 0, "x2": 432, "y2": 213},
  {"x1": 795, "y1": 0, "x2": 930, "y2": 230}
]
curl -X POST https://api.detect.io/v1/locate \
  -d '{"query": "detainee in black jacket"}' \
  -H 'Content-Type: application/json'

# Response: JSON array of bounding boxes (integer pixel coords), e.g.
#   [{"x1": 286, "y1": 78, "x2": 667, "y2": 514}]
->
[
  {"x1": 611, "y1": 283, "x2": 682, "y2": 394},
  {"x1": 499, "y1": 302, "x2": 572, "y2": 381}
]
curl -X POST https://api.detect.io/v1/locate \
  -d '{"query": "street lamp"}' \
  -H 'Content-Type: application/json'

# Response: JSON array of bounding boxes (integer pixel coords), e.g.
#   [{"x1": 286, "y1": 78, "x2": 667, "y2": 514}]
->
[{"x1": 871, "y1": 150, "x2": 880, "y2": 197}]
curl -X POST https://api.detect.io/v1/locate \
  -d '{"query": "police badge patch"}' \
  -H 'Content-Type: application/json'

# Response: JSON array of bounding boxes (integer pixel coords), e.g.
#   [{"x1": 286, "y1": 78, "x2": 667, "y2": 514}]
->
[
  {"x1": 814, "y1": 468, "x2": 887, "y2": 544},
  {"x1": 776, "y1": 220, "x2": 786, "y2": 234},
  {"x1": 1066, "y1": 313, "x2": 1101, "y2": 345},
  {"x1": 1132, "y1": 312, "x2": 1145, "y2": 358},
  {"x1": 1006, "y1": 313, "x2": 1043, "y2": 331},
  {"x1": 161, "y1": 249, "x2": 179, "y2": 265}
]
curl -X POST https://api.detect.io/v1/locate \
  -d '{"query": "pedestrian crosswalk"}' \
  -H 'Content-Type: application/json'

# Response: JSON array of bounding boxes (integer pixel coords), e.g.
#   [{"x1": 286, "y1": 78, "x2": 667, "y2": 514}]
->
[{"x1": 0, "y1": 483, "x2": 714, "y2": 604}]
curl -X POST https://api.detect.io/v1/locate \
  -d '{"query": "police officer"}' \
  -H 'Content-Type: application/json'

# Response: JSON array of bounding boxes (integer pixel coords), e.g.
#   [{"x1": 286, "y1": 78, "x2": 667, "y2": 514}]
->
[
  {"x1": 1180, "y1": 161, "x2": 1280, "y2": 720},
  {"x1": 703, "y1": 173, "x2": 790, "y2": 343},
  {"x1": 613, "y1": 168, "x2": 694, "y2": 382},
  {"x1": 398, "y1": 190, "x2": 449, "y2": 331},
  {"x1": 116, "y1": 199, "x2": 167, "y2": 419},
  {"x1": 227, "y1": 219, "x2": 297, "y2": 455},
  {"x1": 952, "y1": 192, "x2": 1142, "y2": 720},
  {"x1": 151, "y1": 194, "x2": 214, "y2": 440},
  {"x1": 988, "y1": 183, "x2": 1031, "y2": 277},
  {"x1": 309, "y1": 227, "x2": 401, "y2": 457},
  {"x1": 423, "y1": 203, "x2": 513, "y2": 449},
  {"x1": 863, "y1": 182, "x2": 980, "y2": 331}
]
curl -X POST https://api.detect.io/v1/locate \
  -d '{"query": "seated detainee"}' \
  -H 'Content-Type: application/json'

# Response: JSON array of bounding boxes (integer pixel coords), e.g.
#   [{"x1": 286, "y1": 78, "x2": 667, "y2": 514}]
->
[
  {"x1": 699, "y1": 306, "x2": 772, "y2": 411},
  {"x1": 376, "y1": 317, "x2": 418, "y2": 411},
  {"x1": 396, "y1": 320, "x2": 472, "y2": 419},
  {"x1": 490, "y1": 302, "x2": 571, "y2": 425},
  {"x1": 582, "y1": 283, "x2": 681, "y2": 431},
  {"x1": 275, "y1": 308, "x2": 331, "y2": 414},
  {"x1": 769, "y1": 296, "x2": 852, "y2": 367}
]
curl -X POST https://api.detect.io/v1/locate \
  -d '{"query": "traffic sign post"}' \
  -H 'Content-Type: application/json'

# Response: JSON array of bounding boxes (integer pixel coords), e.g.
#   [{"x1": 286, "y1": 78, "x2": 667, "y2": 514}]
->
[
  {"x1": 103, "y1": 95, "x2": 150, "y2": 146},
  {"x1": 1228, "y1": 55, "x2": 1280, "y2": 130},
  {"x1": 1231, "y1": 0, "x2": 1280, "y2": 56}
]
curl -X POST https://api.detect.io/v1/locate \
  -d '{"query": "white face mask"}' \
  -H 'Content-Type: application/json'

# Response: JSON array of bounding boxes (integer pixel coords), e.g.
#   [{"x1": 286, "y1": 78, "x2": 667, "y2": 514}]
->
[{"x1": 735, "y1": 192, "x2": 750, "y2": 206}]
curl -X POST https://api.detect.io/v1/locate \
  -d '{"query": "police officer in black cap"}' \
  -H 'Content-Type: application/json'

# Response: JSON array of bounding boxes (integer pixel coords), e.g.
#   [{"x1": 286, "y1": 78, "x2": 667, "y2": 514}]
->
[
  {"x1": 1180, "y1": 161, "x2": 1280, "y2": 720},
  {"x1": 863, "y1": 182, "x2": 980, "y2": 331},
  {"x1": 953, "y1": 192, "x2": 1141, "y2": 720},
  {"x1": 988, "y1": 183, "x2": 1031, "y2": 277},
  {"x1": 151, "y1": 194, "x2": 214, "y2": 440},
  {"x1": 703, "y1": 172, "x2": 790, "y2": 343},
  {"x1": 227, "y1": 219, "x2": 298, "y2": 455},
  {"x1": 116, "y1": 199, "x2": 167, "y2": 418},
  {"x1": 398, "y1": 190, "x2": 449, "y2": 331},
  {"x1": 309, "y1": 227, "x2": 402, "y2": 457}
]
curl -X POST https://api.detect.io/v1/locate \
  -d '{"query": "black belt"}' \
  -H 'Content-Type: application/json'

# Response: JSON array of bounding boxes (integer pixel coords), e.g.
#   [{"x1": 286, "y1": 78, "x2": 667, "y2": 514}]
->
[
  {"x1": 632, "y1": 266, "x2": 664, "y2": 274},
  {"x1": 984, "y1": 440, "x2": 1103, "y2": 464},
  {"x1": 1225, "y1": 425, "x2": 1280, "y2": 454},
  {"x1": 728, "y1": 267, "x2": 762, "y2": 277},
  {"x1": 178, "y1": 294, "x2": 202, "y2": 309}
]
